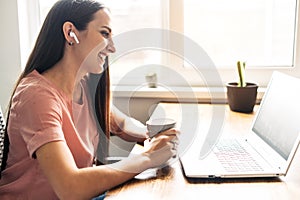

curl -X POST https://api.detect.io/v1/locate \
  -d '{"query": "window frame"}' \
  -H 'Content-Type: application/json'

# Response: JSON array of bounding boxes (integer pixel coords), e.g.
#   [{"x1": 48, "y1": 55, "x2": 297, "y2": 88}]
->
[
  {"x1": 169, "y1": 0, "x2": 300, "y2": 87},
  {"x1": 17, "y1": 0, "x2": 41, "y2": 69}
]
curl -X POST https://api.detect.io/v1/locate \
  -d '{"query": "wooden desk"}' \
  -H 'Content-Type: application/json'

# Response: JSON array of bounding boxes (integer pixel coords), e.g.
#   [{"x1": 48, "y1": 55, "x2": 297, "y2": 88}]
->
[{"x1": 106, "y1": 103, "x2": 300, "y2": 200}]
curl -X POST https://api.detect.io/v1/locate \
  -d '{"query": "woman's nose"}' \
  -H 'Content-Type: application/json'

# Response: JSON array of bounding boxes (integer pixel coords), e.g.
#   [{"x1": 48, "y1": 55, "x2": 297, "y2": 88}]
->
[{"x1": 107, "y1": 38, "x2": 116, "y2": 53}]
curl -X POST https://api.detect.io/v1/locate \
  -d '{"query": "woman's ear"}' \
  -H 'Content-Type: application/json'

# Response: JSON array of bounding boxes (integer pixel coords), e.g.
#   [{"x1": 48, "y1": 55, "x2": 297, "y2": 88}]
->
[{"x1": 62, "y1": 22, "x2": 78, "y2": 45}]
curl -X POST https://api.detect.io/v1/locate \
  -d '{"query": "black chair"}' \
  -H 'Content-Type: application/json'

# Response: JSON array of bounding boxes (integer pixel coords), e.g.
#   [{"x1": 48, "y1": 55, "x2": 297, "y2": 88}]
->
[{"x1": 0, "y1": 106, "x2": 5, "y2": 170}]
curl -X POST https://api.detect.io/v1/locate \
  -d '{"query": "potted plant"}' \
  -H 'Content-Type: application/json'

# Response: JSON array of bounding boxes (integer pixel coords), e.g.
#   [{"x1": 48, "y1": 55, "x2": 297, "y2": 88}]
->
[{"x1": 226, "y1": 61, "x2": 258, "y2": 113}]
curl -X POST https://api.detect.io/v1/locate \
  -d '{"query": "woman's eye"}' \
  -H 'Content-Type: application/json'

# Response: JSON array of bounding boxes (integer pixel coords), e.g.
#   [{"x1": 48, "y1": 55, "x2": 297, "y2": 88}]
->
[{"x1": 100, "y1": 31, "x2": 110, "y2": 38}]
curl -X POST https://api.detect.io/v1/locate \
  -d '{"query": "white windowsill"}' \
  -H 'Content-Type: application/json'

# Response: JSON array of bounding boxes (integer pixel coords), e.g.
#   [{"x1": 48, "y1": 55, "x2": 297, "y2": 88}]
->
[{"x1": 112, "y1": 85, "x2": 266, "y2": 103}]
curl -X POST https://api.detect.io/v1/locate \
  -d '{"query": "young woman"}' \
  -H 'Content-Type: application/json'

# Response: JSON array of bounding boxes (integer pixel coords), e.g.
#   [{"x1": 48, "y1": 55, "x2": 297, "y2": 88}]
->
[{"x1": 0, "y1": 0, "x2": 179, "y2": 199}]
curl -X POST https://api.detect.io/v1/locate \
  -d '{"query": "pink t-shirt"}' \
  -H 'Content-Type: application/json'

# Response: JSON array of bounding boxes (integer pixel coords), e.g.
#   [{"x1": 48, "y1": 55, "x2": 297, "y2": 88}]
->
[{"x1": 0, "y1": 70, "x2": 100, "y2": 199}]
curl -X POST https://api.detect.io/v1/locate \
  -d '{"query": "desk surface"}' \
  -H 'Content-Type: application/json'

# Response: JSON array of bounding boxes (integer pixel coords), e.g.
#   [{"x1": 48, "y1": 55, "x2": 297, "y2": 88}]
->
[{"x1": 106, "y1": 103, "x2": 300, "y2": 200}]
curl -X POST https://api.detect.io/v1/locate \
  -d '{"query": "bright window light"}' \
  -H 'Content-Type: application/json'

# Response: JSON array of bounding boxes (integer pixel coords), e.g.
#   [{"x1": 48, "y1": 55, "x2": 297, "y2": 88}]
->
[{"x1": 184, "y1": 0, "x2": 297, "y2": 68}]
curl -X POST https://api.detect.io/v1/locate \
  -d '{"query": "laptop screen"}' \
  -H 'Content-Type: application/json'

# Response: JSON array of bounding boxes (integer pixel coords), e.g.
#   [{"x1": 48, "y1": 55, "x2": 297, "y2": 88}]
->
[{"x1": 252, "y1": 72, "x2": 300, "y2": 160}]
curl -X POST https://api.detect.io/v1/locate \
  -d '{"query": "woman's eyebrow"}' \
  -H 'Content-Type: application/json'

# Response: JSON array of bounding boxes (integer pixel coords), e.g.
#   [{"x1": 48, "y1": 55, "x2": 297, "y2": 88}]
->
[{"x1": 101, "y1": 26, "x2": 112, "y2": 33}]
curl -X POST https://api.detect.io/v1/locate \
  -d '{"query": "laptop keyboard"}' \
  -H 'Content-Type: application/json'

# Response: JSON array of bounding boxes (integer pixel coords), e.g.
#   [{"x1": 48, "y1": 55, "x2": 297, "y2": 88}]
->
[{"x1": 213, "y1": 139, "x2": 264, "y2": 172}]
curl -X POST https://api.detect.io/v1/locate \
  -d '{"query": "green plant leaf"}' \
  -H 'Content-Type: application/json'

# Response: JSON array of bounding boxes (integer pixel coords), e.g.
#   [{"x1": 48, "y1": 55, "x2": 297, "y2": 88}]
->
[{"x1": 237, "y1": 61, "x2": 246, "y2": 87}]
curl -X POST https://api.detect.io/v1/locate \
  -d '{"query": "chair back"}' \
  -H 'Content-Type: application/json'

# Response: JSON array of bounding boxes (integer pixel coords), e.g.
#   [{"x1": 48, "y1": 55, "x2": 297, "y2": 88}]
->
[{"x1": 0, "y1": 106, "x2": 5, "y2": 170}]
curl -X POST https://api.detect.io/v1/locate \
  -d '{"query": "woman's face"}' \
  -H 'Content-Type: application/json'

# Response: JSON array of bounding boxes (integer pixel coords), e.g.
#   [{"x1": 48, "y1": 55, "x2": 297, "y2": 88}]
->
[{"x1": 77, "y1": 8, "x2": 115, "y2": 74}]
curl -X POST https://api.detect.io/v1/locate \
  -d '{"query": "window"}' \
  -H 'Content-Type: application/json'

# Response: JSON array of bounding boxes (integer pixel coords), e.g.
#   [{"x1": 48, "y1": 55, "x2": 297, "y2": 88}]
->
[
  {"x1": 101, "y1": 0, "x2": 165, "y2": 86},
  {"x1": 18, "y1": 0, "x2": 300, "y2": 88},
  {"x1": 184, "y1": 0, "x2": 297, "y2": 68},
  {"x1": 19, "y1": 0, "x2": 166, "y2": 86},
  {"x1": 174, "y1": 0, "x2": 300, "y2": 87}
]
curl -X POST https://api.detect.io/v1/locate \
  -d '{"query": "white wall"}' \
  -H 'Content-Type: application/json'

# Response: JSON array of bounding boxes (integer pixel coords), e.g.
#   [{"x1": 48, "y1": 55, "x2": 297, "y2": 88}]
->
[{"x1": 0, "y1": 0, "x2": 22, "y2": 114}]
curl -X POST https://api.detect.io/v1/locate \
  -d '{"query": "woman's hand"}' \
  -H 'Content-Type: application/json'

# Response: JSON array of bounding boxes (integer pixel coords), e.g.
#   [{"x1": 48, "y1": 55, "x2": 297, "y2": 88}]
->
[{"x1": 142, "y1": 128, "x2": 180, "y2": 168}]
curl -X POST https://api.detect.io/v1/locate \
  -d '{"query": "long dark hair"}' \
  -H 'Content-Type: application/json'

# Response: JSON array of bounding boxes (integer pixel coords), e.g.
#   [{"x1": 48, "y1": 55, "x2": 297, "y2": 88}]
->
[{"x1": 1, "y1": 0, "x2": 110, "y2": 173}]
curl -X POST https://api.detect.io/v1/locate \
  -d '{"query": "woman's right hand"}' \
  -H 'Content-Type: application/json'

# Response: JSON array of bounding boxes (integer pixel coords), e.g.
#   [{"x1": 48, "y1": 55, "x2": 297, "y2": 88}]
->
[{"x1": 142, "y1": 128, "x2": 179, "y2": 168}]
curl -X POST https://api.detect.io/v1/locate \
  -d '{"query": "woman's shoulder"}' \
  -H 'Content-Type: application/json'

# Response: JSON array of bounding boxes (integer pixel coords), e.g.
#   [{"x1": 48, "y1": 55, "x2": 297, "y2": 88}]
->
[
  {"x1": 10, "y1": 71, "x2": 69, "y2": 120},
  {"x1": 15, "y1": 70, "x2": 64, "y2": 104}
]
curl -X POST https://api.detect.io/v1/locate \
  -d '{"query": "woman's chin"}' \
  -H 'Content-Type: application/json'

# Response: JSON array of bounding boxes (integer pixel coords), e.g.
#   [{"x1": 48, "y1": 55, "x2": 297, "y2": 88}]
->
[
  {"x1": 90, "y1": 69, "x2": 104, "y2": 74},
  {"x1": 92, "y1": 64, "x2": 105, "y2": 74}
]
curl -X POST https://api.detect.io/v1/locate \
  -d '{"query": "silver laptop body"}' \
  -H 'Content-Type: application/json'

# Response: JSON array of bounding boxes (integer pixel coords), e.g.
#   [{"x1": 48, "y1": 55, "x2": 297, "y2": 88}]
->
[{"x1": 180, "y1": 71, "x2": 300, "y2": 178}]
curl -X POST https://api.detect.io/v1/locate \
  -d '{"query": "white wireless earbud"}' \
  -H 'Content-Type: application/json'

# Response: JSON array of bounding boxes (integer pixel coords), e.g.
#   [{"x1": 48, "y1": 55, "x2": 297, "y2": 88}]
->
[{"x1": 70, "y1": 31, "x2": 79, "y2": 44}]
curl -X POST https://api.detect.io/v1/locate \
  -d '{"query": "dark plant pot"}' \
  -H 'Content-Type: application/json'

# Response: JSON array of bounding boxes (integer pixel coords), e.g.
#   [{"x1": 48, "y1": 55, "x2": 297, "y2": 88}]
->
[{"x1": 226, "y1": 82, "x2": 258, "y2": 113}]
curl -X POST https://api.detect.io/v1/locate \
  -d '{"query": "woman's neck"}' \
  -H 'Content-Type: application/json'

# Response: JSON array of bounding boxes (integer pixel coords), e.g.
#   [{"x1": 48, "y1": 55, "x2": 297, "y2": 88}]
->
[{"x1": 42, "y1": 60, "x2": 79, "y2": 101}]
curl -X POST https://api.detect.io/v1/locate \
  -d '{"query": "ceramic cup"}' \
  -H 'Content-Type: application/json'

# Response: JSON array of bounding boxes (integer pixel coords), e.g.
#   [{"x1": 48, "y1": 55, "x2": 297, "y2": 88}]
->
[{"x1": 146, "y1": 118, "x2": 176, "y2": 138}]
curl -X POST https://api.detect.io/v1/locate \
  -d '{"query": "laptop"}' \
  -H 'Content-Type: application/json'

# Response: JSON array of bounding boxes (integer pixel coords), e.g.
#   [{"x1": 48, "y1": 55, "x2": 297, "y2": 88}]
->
[{"x1": 180, "y1": 71, "x2": 300, "y2": 178}]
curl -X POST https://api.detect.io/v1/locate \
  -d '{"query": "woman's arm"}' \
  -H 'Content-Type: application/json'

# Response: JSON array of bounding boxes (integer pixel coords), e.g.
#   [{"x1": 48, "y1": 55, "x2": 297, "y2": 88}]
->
[
  {"x1": 110, "y1": 105, "x2": 148, "y2": 142},
  {"x1": 36, "y1": 129, "x2": 177, "y2": 200}
]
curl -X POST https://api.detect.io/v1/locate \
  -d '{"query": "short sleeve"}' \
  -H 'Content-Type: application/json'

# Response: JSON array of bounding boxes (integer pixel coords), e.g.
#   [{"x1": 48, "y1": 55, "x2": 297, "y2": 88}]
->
[{"x1": 16, "y1": 86, "x2": 66, "y2": 157}]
